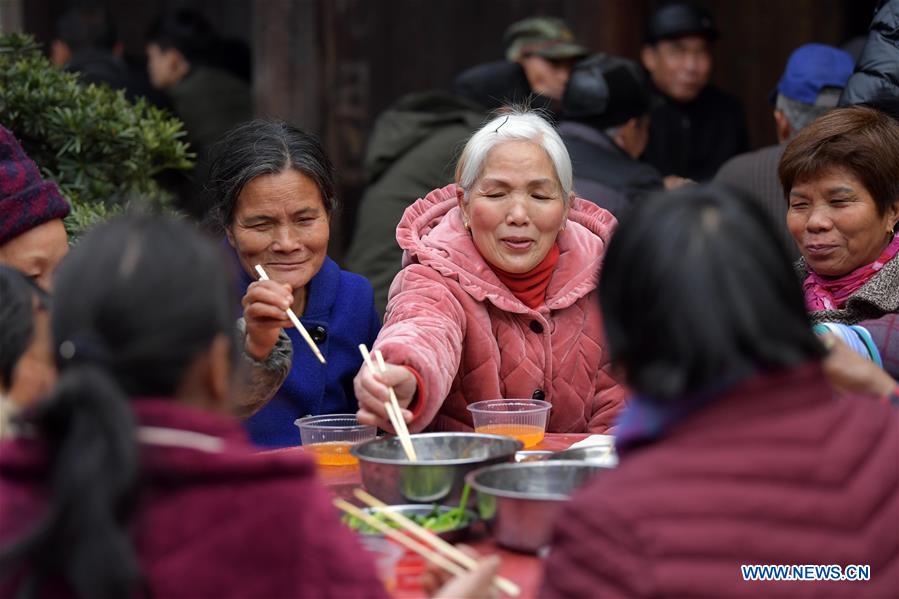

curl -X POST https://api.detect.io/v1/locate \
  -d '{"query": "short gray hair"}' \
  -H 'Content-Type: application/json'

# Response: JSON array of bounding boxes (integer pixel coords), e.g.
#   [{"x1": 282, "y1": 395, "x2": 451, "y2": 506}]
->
[
  {"x1": 455, "y1": 109, "x2": 572, "y2": 202},
  {"x1": 775, "y1": 87, "x2": 842, "y2": 138}
]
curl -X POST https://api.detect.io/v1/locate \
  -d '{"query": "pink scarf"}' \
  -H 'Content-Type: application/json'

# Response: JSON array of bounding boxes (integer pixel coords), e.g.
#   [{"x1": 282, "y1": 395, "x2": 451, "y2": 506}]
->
[{"x1": 804, "y1": 234, "x2": 899, "y2": 311}]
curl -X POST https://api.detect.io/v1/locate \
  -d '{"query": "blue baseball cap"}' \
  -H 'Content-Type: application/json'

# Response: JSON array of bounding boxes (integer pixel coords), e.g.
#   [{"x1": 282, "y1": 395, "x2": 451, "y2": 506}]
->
[{"x1": 772, "y1": 43, "x2": 855, "y2": 105}]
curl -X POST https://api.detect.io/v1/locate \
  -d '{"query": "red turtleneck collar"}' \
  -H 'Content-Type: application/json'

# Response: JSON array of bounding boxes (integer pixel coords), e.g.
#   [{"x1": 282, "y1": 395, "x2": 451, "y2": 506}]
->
[{"x1": 488, "y1": 243, "x2": 560, "y2": 309}]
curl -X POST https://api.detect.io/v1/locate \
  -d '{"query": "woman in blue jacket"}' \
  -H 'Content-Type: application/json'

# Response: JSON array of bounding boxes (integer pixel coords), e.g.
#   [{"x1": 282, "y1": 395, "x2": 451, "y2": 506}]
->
[{"x1": 206, "y1": 119, "x2": 381, "y2": 447}]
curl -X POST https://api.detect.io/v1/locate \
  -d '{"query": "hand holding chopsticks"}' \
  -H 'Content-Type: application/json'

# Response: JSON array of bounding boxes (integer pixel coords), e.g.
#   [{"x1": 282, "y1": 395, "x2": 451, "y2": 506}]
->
[
  {"x1": 358, "y1": 344, "x2": 418, "y2": 461},
  {"x1": 254, "y1": 264, "x2": 326, "y2": 364}
]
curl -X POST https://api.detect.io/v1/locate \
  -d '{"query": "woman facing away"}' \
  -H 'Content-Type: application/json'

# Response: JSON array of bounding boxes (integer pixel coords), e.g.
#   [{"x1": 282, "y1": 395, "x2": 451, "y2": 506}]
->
[
  {"x1": 354, "y1": 109, "x2": 626, "y2": 435},
  {"x1": 541, "y1": 185, "x2": 899, "y2": 598},
  {"x1": 780, "y1": 105, "x2": 899, "y2": 378},
  {"x1": 0, "y1": 216, "x2": 387, "y2": 598},
  {"x1": 206, "y1": 119, "x2": 381, "y2": 448},
  {"x1": 0, "y1": 267, "x2": 54, "y2": 439}
]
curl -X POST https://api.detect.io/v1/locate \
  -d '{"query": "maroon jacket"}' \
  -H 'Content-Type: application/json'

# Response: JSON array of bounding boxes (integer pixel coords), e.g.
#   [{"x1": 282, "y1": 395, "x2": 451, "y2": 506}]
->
[
  {"x1": 0, "y1": 400, "x2": 386, "y2": 599},
  {"x1": 541, "y1": 364, "x2": 899, "y2": 598}
]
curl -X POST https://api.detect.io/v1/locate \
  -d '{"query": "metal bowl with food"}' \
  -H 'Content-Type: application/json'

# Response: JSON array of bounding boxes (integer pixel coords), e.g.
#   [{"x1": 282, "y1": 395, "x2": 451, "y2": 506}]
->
[
  {"x1": 466, "y1": 461, "x2": 607, "y2": 553},
  {"x1": 343, "y1": 504, "x2": 480, "y2": 544},
  {"x1": 351, "y1": 432, "x2": 522, "y2": 505}
]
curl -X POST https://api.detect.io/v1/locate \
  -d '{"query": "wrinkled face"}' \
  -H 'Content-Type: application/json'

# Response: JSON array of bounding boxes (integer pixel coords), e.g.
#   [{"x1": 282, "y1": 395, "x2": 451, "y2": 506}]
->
[
  {"x1": 787, "y1": 167, "x2": 899, "y2": 277},
  {"x1": 6, "y1": 305, "x2": 56, "y2": 408},
  {"x1": 519, "y1": 55, "x2": 575, "y2": 101},
  {"x1": 0, "y1": 219, "x2": 69, "y2": 291},
  {"x1": 642, "y1": 36, "x2": 712, "y2": 103},
  {"x1": 146, "y1": 43, "x2": 184, "y2": 89},
  {"x1": 459, "y1": 141, "x2": 569, "y2": 273},
  {"x1": 226, "y1": 169, "x2": 330, "y2": 296}
]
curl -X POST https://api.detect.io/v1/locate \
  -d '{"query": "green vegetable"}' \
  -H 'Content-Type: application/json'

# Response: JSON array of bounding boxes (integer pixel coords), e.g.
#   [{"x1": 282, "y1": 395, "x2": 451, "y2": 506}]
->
[
  {"x1": 341, "y1": 505, "x2": 470, "y2": 535},
  {"x1": 441, "y1": 483, "x2": 471, "y2": 529}
]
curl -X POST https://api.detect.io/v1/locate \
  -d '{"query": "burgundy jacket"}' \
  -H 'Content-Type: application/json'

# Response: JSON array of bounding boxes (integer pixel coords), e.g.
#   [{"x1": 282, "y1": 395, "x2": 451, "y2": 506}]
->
[
  {"x1": 0, "y1": 400, "x2": 386, "y2": 599},
  {"x1": 541, "y1": 364, "x2": 899, "y2": 598}
]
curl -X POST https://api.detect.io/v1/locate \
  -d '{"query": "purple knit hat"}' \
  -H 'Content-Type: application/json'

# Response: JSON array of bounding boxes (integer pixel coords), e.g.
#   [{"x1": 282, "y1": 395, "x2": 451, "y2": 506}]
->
[{"x1": 0, "y1": 125, "x2": 70, "y2": 246}]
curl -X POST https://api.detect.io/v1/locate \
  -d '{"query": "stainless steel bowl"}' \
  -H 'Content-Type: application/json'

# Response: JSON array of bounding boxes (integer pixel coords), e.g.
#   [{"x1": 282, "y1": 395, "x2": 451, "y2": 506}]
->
[
  {"x1": 549, "y1": 444, "x2": 619, "y2": 467},
  {"x1": 466, "y1": 461, "x2": 606, "y2": 553},
  {"x1": 351, "y1": 433, "x2": 522, "y2": 505},
  {"x1": 353, "y1": 504, "x2": 479, "y2": 543}
]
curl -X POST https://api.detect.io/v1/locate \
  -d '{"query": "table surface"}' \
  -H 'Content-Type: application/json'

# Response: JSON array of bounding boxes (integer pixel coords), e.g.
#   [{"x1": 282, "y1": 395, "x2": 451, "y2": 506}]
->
[{"x1": 274, "y1": 433, "x2": 591, "y2": 598}]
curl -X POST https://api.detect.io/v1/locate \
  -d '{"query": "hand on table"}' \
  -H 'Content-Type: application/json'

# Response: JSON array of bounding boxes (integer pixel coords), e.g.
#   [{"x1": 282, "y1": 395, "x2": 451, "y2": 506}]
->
[
  {"x1": 422, "y1": 545, "x2": 501, "y2": 599},
  {"x1": 354, "y1": 358, "x2": 416, "y2": 432},
  {"x1": 242, "y1": 279, "x2": 294, "y2": 360},
  {"x1": 821, "y1": 334, "x2": 897, "y2": 398}
]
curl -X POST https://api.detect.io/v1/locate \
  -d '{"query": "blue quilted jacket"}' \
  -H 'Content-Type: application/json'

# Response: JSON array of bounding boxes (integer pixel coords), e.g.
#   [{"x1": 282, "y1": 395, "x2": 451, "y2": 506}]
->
[{"x1": 238, "y1": 257, "x2": 381, "y2": 447}]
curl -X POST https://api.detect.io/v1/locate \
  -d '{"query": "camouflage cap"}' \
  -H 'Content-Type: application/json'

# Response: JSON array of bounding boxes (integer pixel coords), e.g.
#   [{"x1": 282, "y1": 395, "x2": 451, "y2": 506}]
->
[{"x1": 503, "y1": 17, "x2": 589, "y2": 61}]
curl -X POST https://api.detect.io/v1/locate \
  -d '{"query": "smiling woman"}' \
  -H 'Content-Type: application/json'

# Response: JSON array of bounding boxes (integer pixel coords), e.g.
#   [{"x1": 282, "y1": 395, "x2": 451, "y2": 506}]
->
[
  {"x1": 353, "y1": 109, "x2": 626, "y2": 436},
  {"x1": 779, "y1": 106, "x2": 899, "y2": 379},
  {"x1": 207, "y1": 120, "x2": 380, "y2": 448},
  {"x1": 779, "y1": 107, "x2": 899, "y2": 313}
]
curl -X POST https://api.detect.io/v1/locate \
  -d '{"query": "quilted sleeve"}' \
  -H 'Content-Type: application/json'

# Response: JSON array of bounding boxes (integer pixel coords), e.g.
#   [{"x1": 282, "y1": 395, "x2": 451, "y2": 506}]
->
[
  {"x1": 375, "y1": 265, "x2": 466, "y2": 432},
  {"x1": 291, "y1": 478, "x2": 389, "y2": 599},
  {"x1": 541, "y1": 490, "x2": 650, "y2": 598},
  {"x1": 588, "y1": 343, "x2": 628, "y2": 433}
]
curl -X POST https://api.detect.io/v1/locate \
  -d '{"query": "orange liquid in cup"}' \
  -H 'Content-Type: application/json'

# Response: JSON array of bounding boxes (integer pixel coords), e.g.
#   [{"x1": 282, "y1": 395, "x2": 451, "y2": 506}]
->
[
  {"x1": 475, "y1": 424, "x2": 545, "y2": 448},
  {"x1": 305, "y1": 441, "x2": 359, "y2": 466}
]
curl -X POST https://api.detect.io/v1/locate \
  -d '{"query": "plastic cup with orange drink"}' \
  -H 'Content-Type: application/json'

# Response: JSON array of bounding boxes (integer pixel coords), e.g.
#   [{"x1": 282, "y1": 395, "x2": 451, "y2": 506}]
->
[
  {"x1": 295, "y1": 414, "x2": 377, "y2": 466},
  {"x1": 467, "y1": 399, "x2": 551, "y2": 448}
]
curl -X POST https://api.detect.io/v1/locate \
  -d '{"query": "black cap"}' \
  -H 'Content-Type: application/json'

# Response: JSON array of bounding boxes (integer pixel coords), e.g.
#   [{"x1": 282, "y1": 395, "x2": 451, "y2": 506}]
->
[
  {"x1": 561, "y1": 54, "x2": 653, "y2": 130},
  {"x1": 645, "y1": 2, "x2": 718, "y2": 44}
]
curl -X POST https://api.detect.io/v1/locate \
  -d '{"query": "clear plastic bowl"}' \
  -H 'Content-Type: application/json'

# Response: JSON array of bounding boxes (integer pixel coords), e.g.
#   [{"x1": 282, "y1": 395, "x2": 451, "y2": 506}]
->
[
  {"x1": 358, "y1": 536, "x2": 404, "y2": 594},
  {"x1": 294, "y1": 414, "x2": 376, "y2": 466},
  {"x1": 466, "y1": 399, "x2": 551, "y2": 448}
]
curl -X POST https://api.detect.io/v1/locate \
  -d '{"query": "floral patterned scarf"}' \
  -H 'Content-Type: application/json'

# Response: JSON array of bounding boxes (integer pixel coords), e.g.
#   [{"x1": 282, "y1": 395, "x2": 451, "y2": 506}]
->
[{"x1": 803, "y1": 234, "x2": 899, "y2": 311}]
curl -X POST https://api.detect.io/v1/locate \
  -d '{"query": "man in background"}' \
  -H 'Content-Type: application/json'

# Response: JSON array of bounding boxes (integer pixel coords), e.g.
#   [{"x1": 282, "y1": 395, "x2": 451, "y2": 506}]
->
[
  {"x1": 715, "y1": 44, "x2": 854, "y2": 259},
  {"x1": 503, "y1": 17, "x2": 588, "y2": 105},
  {"x1": 51, "y1": 1, "x2": 166, "y2": 107},
  {"x1": 640, "y1": 2, "x2": 748, "y2": 182},
  {"x1": 146, "y1": 10, "x2": 251, "y2": 164},
  {"x1": 455, "y1": 17, "x2": 589, "y2": 113},
  {"x1": 559, "y1": 55, "x2": 664, "y2": 216},
  {"x1": 145, "y1": 10, "x2": 252, "y2": 219}
]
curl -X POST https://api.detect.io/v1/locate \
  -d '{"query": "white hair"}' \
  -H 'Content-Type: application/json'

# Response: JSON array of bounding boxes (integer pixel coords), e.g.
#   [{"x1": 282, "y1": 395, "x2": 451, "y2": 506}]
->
[{"x1": 455, "y1": 109, "x2": 573, "y2": 202}]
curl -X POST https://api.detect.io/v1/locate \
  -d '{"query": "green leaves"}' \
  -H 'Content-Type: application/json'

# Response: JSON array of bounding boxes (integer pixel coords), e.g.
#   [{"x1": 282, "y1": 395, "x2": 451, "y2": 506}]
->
[{"x1": 0, "y1": 34, "x2": 194, "y2": 237}]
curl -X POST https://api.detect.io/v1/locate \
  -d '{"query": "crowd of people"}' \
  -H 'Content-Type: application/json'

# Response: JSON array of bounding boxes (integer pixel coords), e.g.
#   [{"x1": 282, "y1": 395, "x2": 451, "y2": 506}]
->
[{"x1": 0, "y1": 0, "x2": 898, "y2": 597}]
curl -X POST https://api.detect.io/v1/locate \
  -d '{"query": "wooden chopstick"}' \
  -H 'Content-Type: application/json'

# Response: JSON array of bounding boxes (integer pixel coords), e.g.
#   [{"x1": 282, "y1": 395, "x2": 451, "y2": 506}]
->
[
  {"x1": 334, "y1": 498, "x2": 466, "y2": 577},
  {"x1": 353, "y1": 488, "x2": 520, "y2": 596},
  {"x1": 253, "y1": 264, "x2": 326, "y2": 364},
  {"x1": 357, "y1": 345, "x2": 417, "y2": 461},
  {"x1": 373, "y1": 349, "x2": 419, "y2": 461}
]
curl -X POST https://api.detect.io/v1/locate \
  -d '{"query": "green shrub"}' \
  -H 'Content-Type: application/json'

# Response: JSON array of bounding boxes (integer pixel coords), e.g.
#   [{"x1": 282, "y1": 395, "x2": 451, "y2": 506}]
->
[{"x1": 0, "y1": 34, "x2": 193, "y2": 236}]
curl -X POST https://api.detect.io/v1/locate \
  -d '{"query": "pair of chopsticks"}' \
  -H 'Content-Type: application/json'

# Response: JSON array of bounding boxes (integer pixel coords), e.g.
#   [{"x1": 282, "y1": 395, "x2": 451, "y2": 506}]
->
[
  {"x1": 335, "y1": 489, "x2": 520, "y2": 596},
  {"x1": 358, "y1": 344, "x2": 418, "y2": 461},
  {"x1": 254, "y1": 264, "x2": 326, "y2": 364}
]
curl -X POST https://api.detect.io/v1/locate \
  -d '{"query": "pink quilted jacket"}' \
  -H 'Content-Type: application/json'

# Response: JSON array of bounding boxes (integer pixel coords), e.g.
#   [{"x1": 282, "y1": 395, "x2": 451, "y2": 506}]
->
[{"x1": 374, "y1": 183, "x2": 627, "y2": 433}]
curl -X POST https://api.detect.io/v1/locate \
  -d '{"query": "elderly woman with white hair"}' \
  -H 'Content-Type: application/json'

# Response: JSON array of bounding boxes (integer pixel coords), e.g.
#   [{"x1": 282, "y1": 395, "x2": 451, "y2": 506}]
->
[{"x1": 354, "y1": 109, "x2": 626, "y2": 434}]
